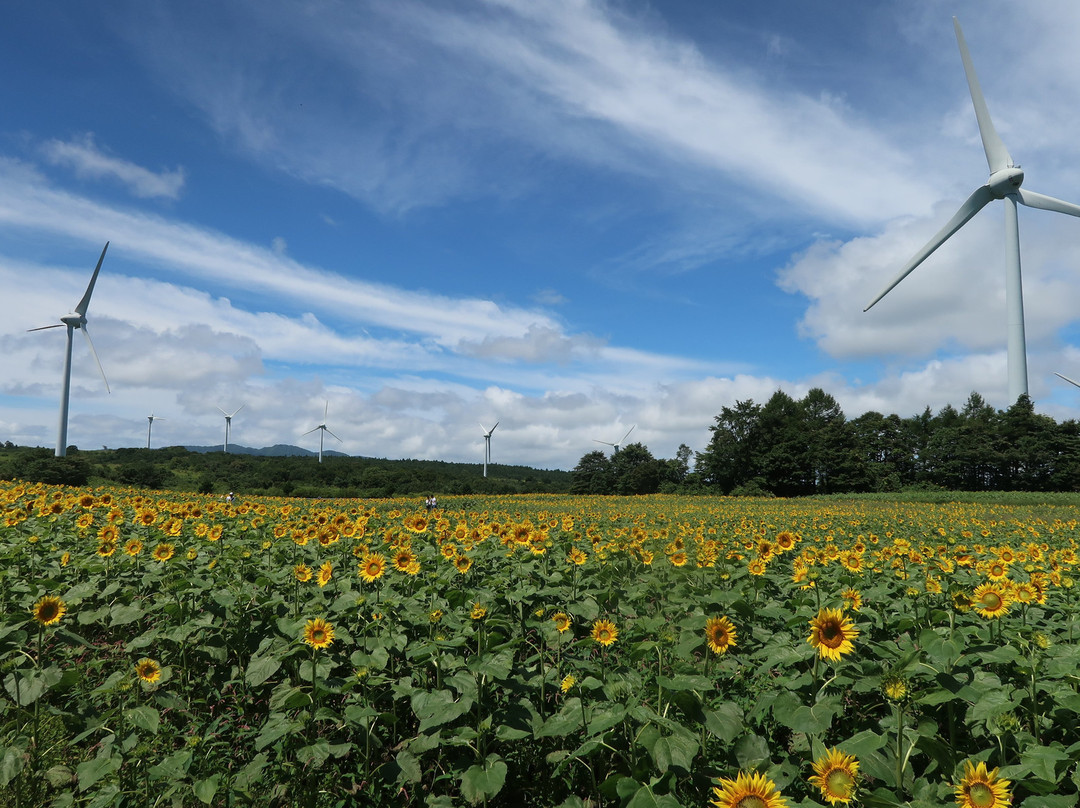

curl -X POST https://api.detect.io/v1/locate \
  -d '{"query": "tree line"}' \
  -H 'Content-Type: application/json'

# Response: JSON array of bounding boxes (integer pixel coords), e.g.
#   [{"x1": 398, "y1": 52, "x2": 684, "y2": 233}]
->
[{"x1": 571, "y1": 389, "x2": 1080, "y2": 496}]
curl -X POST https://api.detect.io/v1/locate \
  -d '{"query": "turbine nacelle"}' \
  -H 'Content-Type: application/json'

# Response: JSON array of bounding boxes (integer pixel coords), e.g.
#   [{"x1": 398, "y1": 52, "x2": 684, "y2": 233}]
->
[
  {"x1": 60, "y1": 313, "x2": 88, "y2": 329},
  {"x1": 988, "y1": 166, "x2": 1024, "y2": 198}
]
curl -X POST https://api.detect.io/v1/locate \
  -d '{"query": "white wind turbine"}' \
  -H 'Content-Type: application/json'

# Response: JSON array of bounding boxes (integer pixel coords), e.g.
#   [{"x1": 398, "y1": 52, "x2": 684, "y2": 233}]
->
[
  {"x1": 865, "y1": 18, "x2": 1080, "y2": 404},
  {"x1": 594, "y1": 424, "x2": 635, "y2": 454},
  {"x1": 1054, "y1": 372, "x2": 1080, "y2": 391},
  {"x1": 218, "y1": 405, "x2": 244, "y2": 453},
  {"x1": 480, "y1": 421, "x2": 499, "y2": 477},
  {"x1": 28, "y1": 243, "x2": 111, "y2": 457},
  {"x1": 146, "y1": 413, "x2": 165, "y2": 449},
  {"x1": 303, "y1": 401, "x2": 342, "y2": 463}
]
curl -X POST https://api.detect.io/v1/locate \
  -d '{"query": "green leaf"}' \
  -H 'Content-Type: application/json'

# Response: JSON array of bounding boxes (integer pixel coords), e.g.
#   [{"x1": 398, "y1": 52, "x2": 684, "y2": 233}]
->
[
  {"x1": 968, "y1": 687, "x2": 1018, "y2": 722},
  {"x1": 124, "y1": 705, "x2": 160, "y2": 735},
  {"x1": 77, "y1": 754, "x2": 120, "y2": 792},
  {"x1": 245, "y1": 655, "x2": 281, "y2": 687},
  {"x1": 0, "y1": 743, "x2": 27, "y2": 789},
  {"x1": 412, "y1": 689, "x2": 473, "y2": 732},
  {"x1": 460, "y1": 754, "x2": 507, "y2": 805},
  {"x1": 651, "y1": 733, "x2": 698, "y2": 774},
  {"x1": 109, "y1": 603, "x2": 143, "y2": 625},
  {"x1": 3, "y1": 666, "x2": 62, "y2": 706},
  {"x1": 704, "y1": 702, "x2": 744, "y2": 743},
  {"x1": 297, "y1": 740, "x2": 331, "y2": 768},
  {"x1": 148, "y1": 749, "x2": 193, "y2": 781},
  {"x1": 193, "y1": 775, "x2": 220, "y2": 805},
  {"x1": 232, "y1": 753, "x2": 268, "y2": 795},
  {"x1": 395, "y1": 750, "x2": 423, "y2": 784},
  {"x1": 734, "y1": 734, "x2": 770, "y2": 771},
  {"x1": 537, "y1": 698, "x2": 584, "y2": 738}
]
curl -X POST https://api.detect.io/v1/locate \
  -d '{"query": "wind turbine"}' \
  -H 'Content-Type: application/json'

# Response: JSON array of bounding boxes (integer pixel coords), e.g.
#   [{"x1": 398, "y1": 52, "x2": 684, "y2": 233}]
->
[
  {"x1": 146, "y1": 413, "x2": 165, "y2": 449},
  {"x1": 1055, "y1": 372, "x2": 1080, "y2": 391},
  {"x1": 28, "y1": 243, "x2": 111, "y2": 457},
  {"x1": 480, "y1": 421, "x2": 499, "y2": 477},
  {"x1": 865, "y1": 18, "x2": 1080, "y2": 404},
  {"x1": 594, "y1": 425, "x2": 635, "y2": 454},
  {"x1": 303, "y1": 401, "x2": 342, "y2": 463},
  {"x1": 218, "y1": 405, "x2": 244, "y2": 453}
]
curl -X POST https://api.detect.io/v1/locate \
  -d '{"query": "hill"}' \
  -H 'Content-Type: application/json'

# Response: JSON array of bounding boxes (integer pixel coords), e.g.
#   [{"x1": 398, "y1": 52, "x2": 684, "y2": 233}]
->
[{"x1": 0, "y1": 443, "x2": 572, "y2": 498}]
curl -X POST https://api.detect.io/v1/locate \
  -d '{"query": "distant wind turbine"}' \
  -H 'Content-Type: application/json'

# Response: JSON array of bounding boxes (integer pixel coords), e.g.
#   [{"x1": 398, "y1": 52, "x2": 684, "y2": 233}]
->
[
  {"x1": 28, "y1": 242, "x2": 111, "y2": 457},
  {"x1": 480, "y1": 421, "x2": 499, "y2": 477},
  {"x1": 146, "y1": 413, "x2": 165, "y2": 449},
  {"x1": 303, "y1": 401, "x2": 342, "y2": 463},
  {"x1": 865, "y1": 18, "x2": 1080, "y2": 405},
  {"x1": 594, "y1": 425, "x2": 635, "y2": 454},
  {"x1": 218, "y1": 405, "x2": 244, "y2": 453}
]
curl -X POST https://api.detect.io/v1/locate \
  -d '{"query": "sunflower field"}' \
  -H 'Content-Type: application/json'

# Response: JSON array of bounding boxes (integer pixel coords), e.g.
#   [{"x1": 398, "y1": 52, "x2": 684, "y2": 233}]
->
[{"x1": 3, "y1": 480, "x2": 1080, "y2": 807}]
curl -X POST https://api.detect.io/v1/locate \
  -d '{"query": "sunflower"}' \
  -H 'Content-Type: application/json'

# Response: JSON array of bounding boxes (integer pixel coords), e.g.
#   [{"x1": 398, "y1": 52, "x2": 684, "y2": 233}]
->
[
  {"x1": 711, "y1": 771, "x2": 788, "y2": 808},
  {"x1": 393, "y1": 548, "x2": 417, "y2": 573},
  {"x1": 591, "y1": 618, "x2": 618, "y2": 647},
  {"x1": 705, "y1": 616, "x2": 737, "y2": 655},
  {"x1": 358, "y1": 553, "x2": 387, "y2": 583},
  {"x1": 294, "y1": 563, "x2": 313, "y2": 582},
  {"x1": 808, "y1": 608, "x2": 858, "y2": 662},
  {"x1": 954, "y1": 760, "x2": 1011, "y2": 808},
  {"x1": 470, "y1": 603, "x2": 487, "y2": 620},
  {"x1": 124, "y1": 539, "x2": 143, "y2": 557},
  {"x1": 32, "y1": 595, "x2": 66, "y2": 626},
  {"x1": 747, "y1": 558, "x2": 767, "y2": 576},
  {"x1": 972, "y1": 583, "x2": 1011, "y2": 619},
  {"x1": 669, "y1": 551, "x2": 688, "y2": 567},
  {"x1": 552, "y1": 611, "x2": 572, "y2": 633},
  {"x1": 568, "y1": 547, "x2": 587, "y2": 566},
  {"x1": 882, "y1": 675, "x2": 908, "y2": 702},
  {"x1": 302, "y1": 617, "x2": 335, "y2": 649},
  {"x1": 317, "y1": 561, "x2": 333, "y2": 587},
  {"x1": 841, "y1": 588, "x2": 862, "y2": 611},
  {"x1": 152, "y1": 543, "x2": 175, "y2": 562},
  {"x1": 135, "y1": 658, "x2": 162, "y2": 684},
  {"x1": 97, "y1": 541, "x2": 117, "y2": 558},
  {"x1": 560, "y1": 674, "x2": 576, "y2": 693},
  {"x1": 809, "y1": 748, "x2": 859, "y2": 805},
  {"x1": 454, "y1": 554, "x2": 473, "y2": 574}
]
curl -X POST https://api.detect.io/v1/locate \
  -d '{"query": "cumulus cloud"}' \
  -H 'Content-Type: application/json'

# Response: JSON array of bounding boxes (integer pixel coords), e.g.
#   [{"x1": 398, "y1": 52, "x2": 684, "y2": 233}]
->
[{"x1": 41, "y1": 134, "x2": 186, "y2": 199}]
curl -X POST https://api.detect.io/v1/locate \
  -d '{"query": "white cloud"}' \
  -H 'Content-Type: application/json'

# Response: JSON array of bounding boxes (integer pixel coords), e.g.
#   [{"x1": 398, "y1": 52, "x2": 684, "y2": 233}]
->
[{"x1": 41, "y1": 134, "x2": 186, "y2": 200}]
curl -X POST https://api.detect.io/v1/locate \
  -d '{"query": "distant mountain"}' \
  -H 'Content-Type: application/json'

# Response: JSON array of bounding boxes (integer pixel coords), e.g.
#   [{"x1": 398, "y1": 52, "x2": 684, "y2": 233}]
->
[{"x1": 182, "y1": 444, "x2": 349, "y2": 458}]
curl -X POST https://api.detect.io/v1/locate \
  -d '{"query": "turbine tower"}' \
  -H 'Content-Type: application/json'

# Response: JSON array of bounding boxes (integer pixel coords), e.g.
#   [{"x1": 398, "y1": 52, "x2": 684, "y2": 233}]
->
[
  {"x1": 28, "y1": 243, "x2": 111, "y2": 457},
  {"x1": 146, "y1": 413, "x2": 164, "y2": 449},
  {"x1": 865, "y1": 18, "x2": 1080, "y2": 404},
  {"x1": 303, "y1": 401, "x2": 342, "y2": 463},
  {"x1": 594, "y1": 424, "x2": 635, "y2": 454},
  {"x1": 218, "y1": 405, "x2": 244, "y2": 453},
  {"x1": 480, "y1": 421, "x2": 499, "y2": 477}
]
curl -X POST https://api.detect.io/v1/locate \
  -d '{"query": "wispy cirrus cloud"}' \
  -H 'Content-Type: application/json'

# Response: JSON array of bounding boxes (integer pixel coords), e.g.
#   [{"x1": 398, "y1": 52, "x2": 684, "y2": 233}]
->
[{"x1": 41, "y1": 133, "x2": 186, "y2": 200}]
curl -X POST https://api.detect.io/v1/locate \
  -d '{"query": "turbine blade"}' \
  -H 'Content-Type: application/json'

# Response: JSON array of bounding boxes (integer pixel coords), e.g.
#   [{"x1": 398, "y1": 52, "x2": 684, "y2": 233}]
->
[
  {"x1": 621, "y1": 425, "x2": 636, "y2": 443},
  {"x1": 217, "y1": 406, "x2": 229, "y2": 417},
  {"x1": 325, "y1": 428, "x2": 343, "y2": 442},
  {"x1": 953, "y1": 18, "x2": 1012, "y2": 173},
  {"x1": 593, "y1": 440, "x2": 615, "y2": 447},
  {"x1": 302, "y1": 426, "x2": 320, "y2": 436},
  {"x1": 479, "y1": 422, "x2": 488, "y2": 433},
  {"x1": 1017, "y1": 189, "x2": 1080, "y2": 218},
  {"x1": 75, "y1": 242, "x2": 109, "y2": 316},
  {"x1": 491, "y1": 421, "x2": 499, "y2": 433},
  {"x1": 80, "y1": 326, "x2": 111, "y2": 393},
  {"x1": 231, "y1": 405, "x2": 245, "y2": 417},
  {"x1": 1055, "y1": 372, "x2": 1080, "y2": 390},
  {"x1": 27, "y1": 324, "x2": 66, "y2": 332},
  {"x1": 864, "y1": 185, "x2": 994, "y2": 311}
]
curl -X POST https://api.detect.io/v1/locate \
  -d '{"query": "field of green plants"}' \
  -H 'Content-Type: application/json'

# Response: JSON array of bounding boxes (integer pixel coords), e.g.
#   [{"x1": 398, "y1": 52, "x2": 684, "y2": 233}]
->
[{"x1": 3, "y1": 480, "x2": 1079, "y2": 807}]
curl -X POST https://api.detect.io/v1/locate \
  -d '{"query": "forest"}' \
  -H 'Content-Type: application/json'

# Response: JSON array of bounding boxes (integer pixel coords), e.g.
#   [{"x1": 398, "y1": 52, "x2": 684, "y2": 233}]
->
[{"x1": 572, "y1": 389, "x2": 1080, "y2": 496}]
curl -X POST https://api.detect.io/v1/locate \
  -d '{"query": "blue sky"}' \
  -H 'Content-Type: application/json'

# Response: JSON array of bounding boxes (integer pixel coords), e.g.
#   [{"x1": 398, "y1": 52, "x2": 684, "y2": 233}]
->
[{"x1": 5, "y1": 0, "x2": 1080, "y2": 470}]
